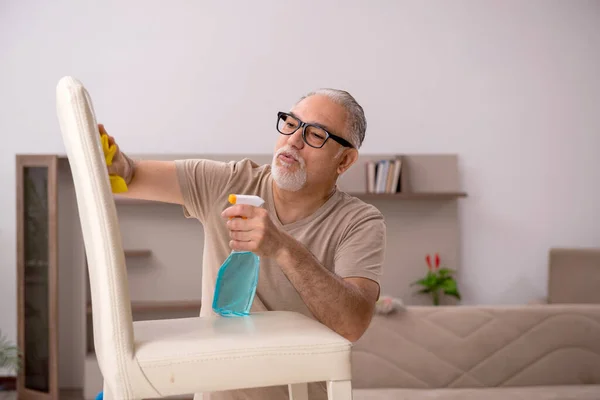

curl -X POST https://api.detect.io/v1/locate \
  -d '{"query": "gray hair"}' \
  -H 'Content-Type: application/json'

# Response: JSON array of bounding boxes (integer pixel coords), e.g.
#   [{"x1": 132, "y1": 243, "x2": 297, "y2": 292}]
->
[{"x1": 296, "y1": 88, "x2": 367, "y2": 149}]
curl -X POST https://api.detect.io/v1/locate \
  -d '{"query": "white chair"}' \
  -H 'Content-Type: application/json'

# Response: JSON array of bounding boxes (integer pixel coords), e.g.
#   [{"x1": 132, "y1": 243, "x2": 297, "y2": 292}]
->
[{"x1": 55, "y1": 76, "x2": 353, "y2": 400}]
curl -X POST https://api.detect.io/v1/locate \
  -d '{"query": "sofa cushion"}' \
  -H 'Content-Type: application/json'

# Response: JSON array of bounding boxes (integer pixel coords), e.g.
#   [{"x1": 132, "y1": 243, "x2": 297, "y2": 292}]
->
[{"x1": 353, "y1": 385, "x2": 600, "y2": 400}]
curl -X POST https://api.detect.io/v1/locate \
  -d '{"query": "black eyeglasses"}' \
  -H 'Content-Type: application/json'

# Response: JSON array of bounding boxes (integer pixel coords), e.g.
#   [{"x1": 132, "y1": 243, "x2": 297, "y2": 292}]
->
[{"x1": 276, "y1": 111, "x2": 354, "y2": 149}]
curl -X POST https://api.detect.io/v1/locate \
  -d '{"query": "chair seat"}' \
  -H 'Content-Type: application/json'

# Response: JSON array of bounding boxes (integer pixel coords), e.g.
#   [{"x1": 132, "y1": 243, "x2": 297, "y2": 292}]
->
[{"x1": 132, "y1": 311, "x2": 352, "y2": 396}]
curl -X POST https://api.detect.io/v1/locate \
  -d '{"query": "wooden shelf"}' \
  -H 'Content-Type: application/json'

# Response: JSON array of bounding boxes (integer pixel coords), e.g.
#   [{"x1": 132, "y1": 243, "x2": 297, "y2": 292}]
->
[
  {"x1": 351, "y1": 192, "x2": 467, "y2": 200},
  {"x1": 124, "y1": 249, "x2": 152, "y2": 257},
  {"x1": 86, "y1": 300, "x2": 201, "y2": 314},
  {"x1": 114, "y1": 192, "x2": 466, "y2": 204},
  {"x1": 113, "y1": 195, "x2": 178, "y2": 205},
  {"x1": 115, "y1": 192, "x2": 466, "y2": 204}
]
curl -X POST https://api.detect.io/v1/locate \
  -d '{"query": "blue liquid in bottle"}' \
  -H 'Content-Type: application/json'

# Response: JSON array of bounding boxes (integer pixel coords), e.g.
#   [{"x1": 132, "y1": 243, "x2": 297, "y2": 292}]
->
[
  {"x1": 212, "y1": 251, "x2": 260, "y2": 317},
  {"x1": 212, "y1": 194, "x2": 264, "y2": 317}
]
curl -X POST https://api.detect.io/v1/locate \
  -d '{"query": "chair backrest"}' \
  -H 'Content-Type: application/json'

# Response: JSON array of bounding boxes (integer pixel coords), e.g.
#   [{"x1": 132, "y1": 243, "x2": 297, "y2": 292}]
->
[{"x1": 55, "y1": 76, "x2": 136, "y2": 391}]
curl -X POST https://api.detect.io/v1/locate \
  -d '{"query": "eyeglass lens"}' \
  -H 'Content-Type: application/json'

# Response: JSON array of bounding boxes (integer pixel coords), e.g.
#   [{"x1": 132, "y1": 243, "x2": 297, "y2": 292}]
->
[{"x1": 277, "y1": 114, "x2": 328, "y2": 148}]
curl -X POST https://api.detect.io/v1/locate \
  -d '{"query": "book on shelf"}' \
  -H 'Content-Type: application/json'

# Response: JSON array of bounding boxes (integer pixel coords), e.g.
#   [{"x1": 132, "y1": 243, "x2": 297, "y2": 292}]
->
[{"x1": 366, "y1": 158, "x2": 402, "y2": 193}]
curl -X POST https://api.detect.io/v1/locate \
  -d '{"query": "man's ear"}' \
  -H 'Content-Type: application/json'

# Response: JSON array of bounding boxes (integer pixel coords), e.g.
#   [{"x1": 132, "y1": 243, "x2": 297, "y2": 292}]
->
[{"x1": 337, "y1": 148, "x2": 359, "y2": 175}]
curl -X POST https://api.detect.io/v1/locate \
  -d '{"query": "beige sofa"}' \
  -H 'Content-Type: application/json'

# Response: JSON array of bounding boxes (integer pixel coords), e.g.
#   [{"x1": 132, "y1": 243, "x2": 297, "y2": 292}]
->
[{"x1": 350, "y1": 304, "x2": 600, "y2": 399}]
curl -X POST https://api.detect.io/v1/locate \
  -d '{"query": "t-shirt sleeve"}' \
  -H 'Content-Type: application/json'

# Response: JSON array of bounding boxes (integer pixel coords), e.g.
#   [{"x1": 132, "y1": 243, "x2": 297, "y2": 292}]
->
[
  {"x1": 174, "y1": 158, "x2": 235, "y2": 222},
  {"x1": 334, "y1": 209, "x2": 386, "y2": 285}
]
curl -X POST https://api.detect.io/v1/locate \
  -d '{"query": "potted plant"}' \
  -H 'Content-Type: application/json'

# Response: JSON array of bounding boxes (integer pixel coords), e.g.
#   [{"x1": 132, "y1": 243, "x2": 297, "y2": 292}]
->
[
  {"x1": 411, "y1": 253, "x2": 461, "y2": 305},
  {"x1": 0, "y1": 330, "x2": 21, "y2": 376}
]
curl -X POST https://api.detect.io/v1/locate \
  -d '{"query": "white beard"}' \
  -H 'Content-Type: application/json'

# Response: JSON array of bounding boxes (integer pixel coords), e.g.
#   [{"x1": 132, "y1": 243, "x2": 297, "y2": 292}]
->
[{"x1": 271, "y1": 146, "x2": 307, "y2": 192}]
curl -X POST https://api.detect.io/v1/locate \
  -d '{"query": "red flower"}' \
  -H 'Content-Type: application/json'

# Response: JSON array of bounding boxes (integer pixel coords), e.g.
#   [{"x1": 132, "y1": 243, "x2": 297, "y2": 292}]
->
[
  {"x1": 435, "y1": 253, "x2": 440, "y2": 269},
  {"x1": 426, "y1": 254, "x2": 432, "y2": 270}
]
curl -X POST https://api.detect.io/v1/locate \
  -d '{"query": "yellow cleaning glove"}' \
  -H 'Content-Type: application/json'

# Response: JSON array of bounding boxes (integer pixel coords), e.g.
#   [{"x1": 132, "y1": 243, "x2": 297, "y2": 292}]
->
[{"x1": 101, "y1": 133, "x2": 129, "y2": 193}]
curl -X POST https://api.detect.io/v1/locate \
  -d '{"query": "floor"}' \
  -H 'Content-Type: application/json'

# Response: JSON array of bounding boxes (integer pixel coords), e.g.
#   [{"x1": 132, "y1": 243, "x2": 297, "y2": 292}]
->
[
  {"x1": 0, "y1": 390, "x2": 194, "y2": 400},
  {"x1": 0, "y1": 389, "x2": 83, "y2": 399}
]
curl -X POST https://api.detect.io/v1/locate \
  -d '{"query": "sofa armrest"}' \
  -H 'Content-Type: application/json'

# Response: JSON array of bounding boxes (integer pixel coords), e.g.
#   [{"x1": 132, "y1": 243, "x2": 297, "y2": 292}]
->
[{"x1": 527, "y1": 296, "x2": 548, "y2": 304}]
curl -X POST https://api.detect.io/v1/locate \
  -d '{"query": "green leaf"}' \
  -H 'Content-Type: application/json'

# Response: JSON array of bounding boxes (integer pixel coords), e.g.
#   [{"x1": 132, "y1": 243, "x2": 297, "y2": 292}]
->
[
  {"x1": 445, "y1": 290, "x2": 462, "y2": 300},
  {"x1": 441, "y1": 278, "x2": 456, "y2": 291},
  {"x1": 0, "y1": 330, "x2": 21, "y2": 372},
  {"x1": 410, "y1": 278, "x2": 429, "y2": 286},
  {"x1": 412, "y1": 271, "x2": 439, "y2": 288},
  {"x1": 437, "y1": 268, "x2": 456, "y2": 277},
  {"x1": 441, "y1": 279, "x2": 462, "y2": 300}
]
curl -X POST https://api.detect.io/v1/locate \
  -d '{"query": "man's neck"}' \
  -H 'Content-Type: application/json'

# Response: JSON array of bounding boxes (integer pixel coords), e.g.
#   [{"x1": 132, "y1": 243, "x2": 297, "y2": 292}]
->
[{"x1": 272, "y1": 181, "x2": 336, "y2": 226}]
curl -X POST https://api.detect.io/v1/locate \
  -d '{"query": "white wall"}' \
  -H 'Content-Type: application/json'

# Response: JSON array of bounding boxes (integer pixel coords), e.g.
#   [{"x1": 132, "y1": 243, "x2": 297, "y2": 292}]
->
[{"x1": 1, "y1": 0, "x2": 600, "y2": 366}]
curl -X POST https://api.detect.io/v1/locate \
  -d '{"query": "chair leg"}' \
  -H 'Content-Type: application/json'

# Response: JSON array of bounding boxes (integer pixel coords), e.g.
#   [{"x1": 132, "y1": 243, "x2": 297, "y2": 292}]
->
[
  {"x1": 327, "y1": 380, "x2": 352, "y2": 399},
  {"x1": 288, "y1": 383, "x2": 308, "y2": 400}
]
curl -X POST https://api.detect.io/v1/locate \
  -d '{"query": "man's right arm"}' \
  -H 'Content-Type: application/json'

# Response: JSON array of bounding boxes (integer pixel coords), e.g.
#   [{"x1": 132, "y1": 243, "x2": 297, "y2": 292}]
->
[
  {"x1": 100, "y1": 124, "x2": 184, "y2": 205},
  {"x1": 121, "y1": 159, "x2": 183, "y2": 204}
]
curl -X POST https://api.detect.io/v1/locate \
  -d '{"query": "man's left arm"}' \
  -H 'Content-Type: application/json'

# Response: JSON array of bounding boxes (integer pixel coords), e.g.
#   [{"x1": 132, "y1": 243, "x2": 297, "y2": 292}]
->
[{"x1": 275, "y1": 237, "x2": 382, "y2": 342}]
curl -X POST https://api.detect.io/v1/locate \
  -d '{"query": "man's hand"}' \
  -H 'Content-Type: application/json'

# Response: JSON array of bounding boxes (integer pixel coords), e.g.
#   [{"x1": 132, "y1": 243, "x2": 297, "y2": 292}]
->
[
  {"x1": 98, "y1": 124, "x2": 134, "y2": 185},
  {"x1": 221, "y1": 204, "x2": 289, "y2": 258}
]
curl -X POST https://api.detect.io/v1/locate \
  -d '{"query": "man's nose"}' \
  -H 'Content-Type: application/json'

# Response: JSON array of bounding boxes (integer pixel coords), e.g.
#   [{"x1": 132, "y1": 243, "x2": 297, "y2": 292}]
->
[{"x1": 287, "y1": 127, "x2": 305, "y2": 149}]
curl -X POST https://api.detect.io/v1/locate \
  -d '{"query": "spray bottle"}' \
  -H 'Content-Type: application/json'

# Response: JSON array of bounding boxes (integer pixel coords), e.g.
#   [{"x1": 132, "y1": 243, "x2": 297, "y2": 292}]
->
[{"x1": 212, "y1": 194, "x2": 265, "y2": 317}]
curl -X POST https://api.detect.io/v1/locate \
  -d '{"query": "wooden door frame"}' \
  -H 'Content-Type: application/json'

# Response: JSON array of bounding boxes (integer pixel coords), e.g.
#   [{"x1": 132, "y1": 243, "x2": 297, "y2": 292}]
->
[{"x1": 16, "y1": 154, "x2": 59, "y2": 400}]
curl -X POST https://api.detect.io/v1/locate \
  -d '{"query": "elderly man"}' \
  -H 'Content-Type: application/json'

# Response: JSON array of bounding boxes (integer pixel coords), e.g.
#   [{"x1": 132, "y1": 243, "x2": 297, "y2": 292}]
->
[{"x1": 100, "y1": 88, "x2": 386, "y2": 400}]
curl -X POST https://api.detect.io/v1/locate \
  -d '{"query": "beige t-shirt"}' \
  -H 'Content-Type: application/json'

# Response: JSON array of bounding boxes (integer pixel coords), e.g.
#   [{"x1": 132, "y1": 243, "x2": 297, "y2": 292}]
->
[{"x1": 175, "y1": 158, "x2": 386, "y2": 400}]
